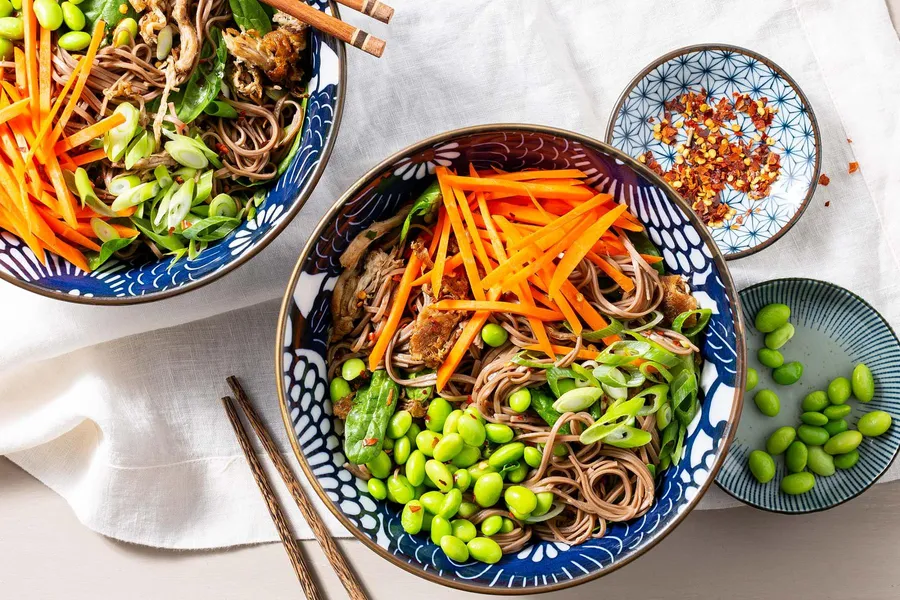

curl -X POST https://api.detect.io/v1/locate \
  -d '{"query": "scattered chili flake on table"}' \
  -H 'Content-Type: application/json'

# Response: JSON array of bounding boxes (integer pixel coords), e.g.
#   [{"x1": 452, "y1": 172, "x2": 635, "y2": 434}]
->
[
  {"x1": 640, "y1": 89, "x2": 782, "y2": 228},
  {"x1": 818, "y1": 174, "x2": 830, "y2": 186},
  {"x1": 849, "y1": 162, "x2": 859, "y2": 174}
]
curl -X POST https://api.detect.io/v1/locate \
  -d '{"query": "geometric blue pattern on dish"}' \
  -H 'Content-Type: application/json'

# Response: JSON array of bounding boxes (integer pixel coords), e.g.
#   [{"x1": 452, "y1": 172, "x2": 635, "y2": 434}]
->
[
  {"x1": 0, "y1": 0, "x2": 344, "y2": 304},
  {"x1": 607, "y1": 45, "x2": 821, "y2": 260},
  {"x1": 717, "y1": 278, "x2": 900, "y2": 513},
  {"x1": 277, "y1": 125, "x2": 745, "y2": 593}
]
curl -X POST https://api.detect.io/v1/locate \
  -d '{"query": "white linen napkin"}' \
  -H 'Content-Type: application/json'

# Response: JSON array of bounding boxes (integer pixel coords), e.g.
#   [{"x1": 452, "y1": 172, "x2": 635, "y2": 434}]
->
[{"x1": 2, "y1": 0, "x2": 899, "y2": 549}]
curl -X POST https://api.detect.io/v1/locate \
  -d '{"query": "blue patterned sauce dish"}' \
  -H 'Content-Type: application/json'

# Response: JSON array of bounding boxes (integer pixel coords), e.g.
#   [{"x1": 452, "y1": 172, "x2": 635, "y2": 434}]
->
[
  {"x1": 276, "y1": 125, "x2": 745, "y2": 594},
  {"x1": 607, "y1": 44, "x2": 821, "y2": 260},
  {"x1": 0, "y1": 1, "x2": 344, "y2": 305},
  {"x1": 717, "y1": 278, "x2": 900, "y2": 513}
]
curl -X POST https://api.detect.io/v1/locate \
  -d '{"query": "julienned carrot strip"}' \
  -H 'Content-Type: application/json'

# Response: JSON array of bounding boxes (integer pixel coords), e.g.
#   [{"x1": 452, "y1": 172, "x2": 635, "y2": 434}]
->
[
  {"x1": 506, "y1": 193, "x2": 613, "y2": 251},
  {"x1": 436, "y1": 287, "x2": 502, "y2": 391},
  {"x1": 70, "y1": 148, "x2": 107, "y2": 167},
  {"x1": 436, "y1": 167, "x2": 485, "y2": 301},
  {"x1": 491, "y1": 169, "x2": 587, "y2": 181},
  {"x1": 587, "y1": 250, "x2": 635, "y2": 292},
  {"x1": 45, "y1": 153, "x2": 78, "y2": 227},
  {"x1": 0, "y1": 153, "x2": 33, "y2": 234},
  {"x1": 53, "y1": 113, "x2": 126, "y2": 154},
  {"x1": 35, "y1": 206, "x2": 101, "y2": 251},
  {"x1": 0, "y1": 193, "x2": 43, "y2": 261},
  {"x1": 441, "y1": 175, "x2": 596, "y2": 202},
  {"x1": 22, "y1": 0, "x2": 39, "y2": 132},
  {"x1": 431, "y1": 300, "x2": 563, "y2": 321},
  {"x1": 431, "y1": 207, "x2": 451, "y2": 296},
  {"x1": 26, "y1": 55, "x2": 87, "y2": 164},
  {"x1": 43, "y1": 233, "x2": 89, "y2": 271},
  {"x1": 0, "y1": 117, "x2": 42, "y2": 200},
  {"x1": 640, "y1": 253, "x2": 663, "y2": 264},
  {"x1": 550, "y1": 204, "x2": 629, "y2": 298},
  {"x1": 33, "y1": 191, "x2": 59, "y2": 213},
  {"x1": 39, "y1": 26, "x2": 51, "y2": 119},
  {"x1": 13, "y1": 48, "x2": 25, "y2": 93},
  {"x1": 426, "y1": 208, "x2": 445, "y2": 256},
  {"x1": 413, "y1": 252, "x2": 463, "y2": 287},
  {"x1": 368, "y1": 254, "x2": 423, "y2": 371},
  {"x1": 523, "y1": 344, "x2": 602, "y2": 361},
  {"x1": 453, "y1": 187, "x2": 491, "y2": 274},
  {"x1": 110, "y1": 224, "x2": 139, "y2": 238},
  {"x1": 0, "y1": 98, "x2": 29, "y2": 125}
]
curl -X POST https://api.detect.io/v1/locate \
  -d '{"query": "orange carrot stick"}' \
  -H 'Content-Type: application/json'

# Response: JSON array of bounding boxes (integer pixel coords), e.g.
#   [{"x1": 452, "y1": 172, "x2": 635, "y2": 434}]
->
[
  {"x1": 0, "y1": 98, "x2": 29, "y2": 125},
  {"x1": 442, "y1": 175, "x2": 595, "y2": 202},
  {"x1": 430, "y1": 300, "x2": 564, "y2": 321},
  {"x1": 368, "y1": 254, "x2": 423, "y2": 371},
  {"x1": 22, "y1": 0, "x2": 39, "y2": 131},
  {"x1": 430, "y1": 207, "x2": 451, "y2": 296},
  {"x1": 35, "y1": 206, "x2": 101, "y2": 251},
  {"x1": 586, "y1": 250, "x2": 635, "y2": 292},
  {"x1": 436, "y1": 288, "x2": 501, "y2": 391},
  {"x1": 70, "y1": 148, "x2": 108, "y2": 167},
  {"x1": 436, "y1": 167, "x2": 485, "y2": 301},
  {"x1": 413, "y1": 252, "x2": 463, "y2": 287},
  {"x1": 506, "y1": 193, "x2": 613, "y2": 251},
  {"x1": 491, "y1": 169, "x2": 587, "y2": 181},
  {"x1": 53, "y1": 113, "x2": 126, "y2": 154},
  {"x1": 39, "y1": 26, "x2": 51, "y2": 119},
  {"x1": 550, "y1": 204, "x2": 628, "y2": 298},
  {"x1": 453, "y1": 187, "x2": 492, "y2": 274}
]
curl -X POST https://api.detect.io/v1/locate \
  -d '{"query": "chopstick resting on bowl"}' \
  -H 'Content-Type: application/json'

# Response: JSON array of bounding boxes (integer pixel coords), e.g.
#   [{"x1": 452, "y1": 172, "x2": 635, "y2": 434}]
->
[
  {"x1": 223, "y1": 376, "x2": 369, "y2": 600},
  {"x1": 261, "y1": 0, "x2": 392, "y2": 57}
]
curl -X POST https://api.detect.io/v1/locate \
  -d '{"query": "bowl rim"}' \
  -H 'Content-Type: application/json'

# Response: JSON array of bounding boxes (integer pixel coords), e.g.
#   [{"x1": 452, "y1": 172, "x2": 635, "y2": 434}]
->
[
  {"x1": 275, "y1": 123, "x2": 746, "y2": 595},
  {"x1": 604, "y1": 42, "x2": 823, "y2": 262},
  {"x1": 0, "y1": 1, "x2": 348, "y2": 306},
  {"x1": 716, "y1": 276, "x2": 900, "y2": 515}
]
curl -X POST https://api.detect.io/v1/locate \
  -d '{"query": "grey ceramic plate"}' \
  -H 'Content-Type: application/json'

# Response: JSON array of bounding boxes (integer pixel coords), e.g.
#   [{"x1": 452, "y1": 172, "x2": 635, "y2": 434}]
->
[{"x1": 716, "y1": 278, "x2": 900, "y2": 513}]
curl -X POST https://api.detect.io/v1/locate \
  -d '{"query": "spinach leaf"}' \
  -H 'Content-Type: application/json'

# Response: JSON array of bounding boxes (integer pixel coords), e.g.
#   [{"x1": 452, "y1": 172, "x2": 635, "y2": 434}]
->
[
  {"x1": 531, "y1": 386, "x2": 571, "y2": 435},
  {"x1": 344, "y1": 371, "x2": 399, "y2": 464},
  {"x1": 627, "y1": 231, "x2": 665, "y2": 275},
  {"x1": 131, "y1": 216, "x2": 186, "y2": 252},
  {"x1": 172, "y1": 28, "x2": 227, "y2": 124},
  {"x1": 80, "y1": 0, "x2": 135, "y2": 30},
  {"x1": 181, "y1": 216, "x2": 241, "y2": 242},
  {"x1": 228, "y1": 0, "x2": 272, "y2": 34},
  {"x1": 87, "y1": 236, "x2": 137, "y2": 270},
  {"x1": 399, "y1": 180, "x2": 441, "y2": 244}
]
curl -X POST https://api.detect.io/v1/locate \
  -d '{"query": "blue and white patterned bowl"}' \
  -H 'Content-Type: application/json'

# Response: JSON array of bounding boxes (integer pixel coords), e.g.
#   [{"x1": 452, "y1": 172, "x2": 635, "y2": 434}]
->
[
  {"x1": 276, "y1": 125, "x2": 745, "y2": 593},
  {"x1": 0, "y1": 1, "x2": 345, "y2": 304},
  {"x1": 606, "y1": 44, "x2": 821, "y2": 260},
  {"x1": 717, "y1": 278, "x2": 900, "y2": 513}
]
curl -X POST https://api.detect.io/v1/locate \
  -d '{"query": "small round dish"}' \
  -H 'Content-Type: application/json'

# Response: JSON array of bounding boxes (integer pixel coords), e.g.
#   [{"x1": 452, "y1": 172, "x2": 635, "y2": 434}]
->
[
  {"x1": 716, "y1": 278, "x2": 900, "y2": 513},
  {"x1": 606, "y1": 44, "x2": 821, "y2": 260}
]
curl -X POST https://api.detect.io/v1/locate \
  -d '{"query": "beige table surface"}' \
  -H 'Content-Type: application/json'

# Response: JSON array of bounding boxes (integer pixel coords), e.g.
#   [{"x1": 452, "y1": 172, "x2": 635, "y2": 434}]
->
[{"x1": 4, "y1": 4, "x2": 900, "y2": 599}]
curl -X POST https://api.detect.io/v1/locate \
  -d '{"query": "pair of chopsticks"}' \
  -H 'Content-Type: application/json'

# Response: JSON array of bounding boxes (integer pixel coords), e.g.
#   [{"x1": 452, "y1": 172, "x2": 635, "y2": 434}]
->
[
  {"x1": 222, "y1": 376, "x2": 369, "y2": 600},
  {"x1": 263, "y1": 0, "x2": 394, "y2": 58}
]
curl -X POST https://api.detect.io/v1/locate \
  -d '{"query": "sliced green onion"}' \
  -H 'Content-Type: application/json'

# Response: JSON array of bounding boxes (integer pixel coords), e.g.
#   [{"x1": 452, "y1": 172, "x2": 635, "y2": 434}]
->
[
  {"x1": 165, "y1": 178, "x2": 196, "y2": 229},
  {"x1": 621, "y1": 368, "x2": 646, "y2": 388},
  {"x1": 165, "y1": 138, "x2": 209, "y2": 169},
  {"x1": 656, "y1": 402, "x2": 673, "y2": 430},
  {"x1": 181, "y1": 215, "x2": 240, "y2": 242},
  {"x1": 209, "y1": 193, "x2": 238, "y2": 217},
  {"x1": 193, "y1": 170, "x2": 214, "y2": 205},
  {"x1": 578, "y1": 318, "x2": 623, "y2": 342},
  {"x1": 552, "y1": 387, "x2": 603, "y2": 413},
  {"x1": 154, "y1": 165, "x2": 173, "y2": 189},
  {"x1": 646, "y1": 463, "x2": 657, "y2": 478},
  {"x1": 592, "y1": 364, "x2": 626, "y2": 387},
  {"x1": 602, "y1": 383, "x2": 628, "y2": 400},
  {"x1": 524, "y1": 502, "x2": 565, "y2": 524},
  {"x1": 153, "y1": 182, "x2": 179, "y2": 228},
  {"x1": 107, "y1": 174, "x2": 141, "y2": 196},
  {"x1": 634, "y1": 384, "x2": 669, "y2": 416},
  {"x1": 596, "y1": 340, "x2": 651, "y2": 366},
  {"x1": 671, "y1": 425, "x2": 687, "y2": 465},
  {"x1": 640, "y1": 361, "x2": 673, "y2": 383},
  {"x1": 110, "y1": 181, "x2": 160, "y2": 212},
  {"x1": 673, "y1": 308, "x2": 713, "y2": 337},
  {"x1": 579, "y1": 396, "x2": 644, "y2": 444},
  {"x1": 90, "y1": 217, "x2": 119, "y2": 243},
  {"x1": 623, "y1": 310, "x2": 664, "y2": 334},
  {"x1": 511, "y1": 353, "x2": 555, "y2": 369},
  {"x1": 570, "y1": 363, "x2": 599, "y2": 388},
  {"x1": 103, "y1": 102, "x2": 140, "y2": 162},
  {"x1": 74, "y1": 167, "x2": 116, "y2": 217},
  {"x1": 124, "y1": 130, "x2": 155, "y2": 169},
  {"x1": 203, "y1": 100, "x2": 239, "y2": 118},
  {"x1": 192, "y1": 206, "x2": 210, "y2": 218},
  {"x1": 658, "y1": 421, "x2": 679, "y2": 464},
  {"x1": 130, "y1": 216, "x2": 185, "y2": 252},
  {"x1": 602, "y1": 426, "x2": 652, "y2": 449}
]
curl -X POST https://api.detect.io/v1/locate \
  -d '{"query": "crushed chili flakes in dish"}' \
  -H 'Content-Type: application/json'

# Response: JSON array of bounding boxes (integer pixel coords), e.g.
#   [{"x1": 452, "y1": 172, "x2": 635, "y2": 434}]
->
[
  {"x1": 639, "y1": 89, "x2": 782, "y2": 228},
  {"x1": 818, "y1": 174, "x2": 830, "y2": 186},
  {"x1": 849, "y1": 162, "x2": 859, "y2": 174}
]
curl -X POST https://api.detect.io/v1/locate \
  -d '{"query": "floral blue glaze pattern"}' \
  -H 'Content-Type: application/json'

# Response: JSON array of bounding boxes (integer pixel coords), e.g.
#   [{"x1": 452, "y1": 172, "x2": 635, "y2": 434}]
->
[
  {"x1": 278, "y1": 126, "x2": 744, "y2": 593},
  {"x1": 607, "y1": 45, "x2": 820, "y2": 259},
  {"x1": 0, "y1": 1, "x2": 343, "y2": 303}
]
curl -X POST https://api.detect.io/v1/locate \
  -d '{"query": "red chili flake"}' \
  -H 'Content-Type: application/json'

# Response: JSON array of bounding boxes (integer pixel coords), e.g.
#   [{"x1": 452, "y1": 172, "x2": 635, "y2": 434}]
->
[
  {"x1": 216, "y1": 143, "x2": 229, "y2": 155},
  {"x1": 409, "y1": 504, "x2": 422, "y2": 513},
  {"x1": 825, "y1": 201, "x2": 831, "y2": 207},
  {"x1": 432, "y1": 437, "x2": 439, "y2": 448},
  {"x1": 847, "y1": 138, "x2": 853, "y2": 143},
  {"x1": 363, "y1": 438, "x2": 379, "y2": 446},
  {"x1": 438, "y1": 480, "x2": 447, "y2": 486},
  {"x1": 818, "y1": 174, "x2": 830, "y2": 186},
  {"x1": 848, "y1": 162, "x2": 859, "y2": 174}
]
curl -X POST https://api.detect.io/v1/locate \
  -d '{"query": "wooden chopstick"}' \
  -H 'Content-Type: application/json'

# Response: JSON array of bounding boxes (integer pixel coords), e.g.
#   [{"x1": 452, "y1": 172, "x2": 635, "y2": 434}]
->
[
  {"x1": 226, "y1": 376, "x2": 369, "y2": 600},
  {"x1": 335, "y1": 0, "x2": 393, "y2": 23},
  {"x1": 221, "y1": 395, "x2": 324, "y2": 600},
  {"x1": 262, "y1": 0, "x2": 386, "y2": 57}
]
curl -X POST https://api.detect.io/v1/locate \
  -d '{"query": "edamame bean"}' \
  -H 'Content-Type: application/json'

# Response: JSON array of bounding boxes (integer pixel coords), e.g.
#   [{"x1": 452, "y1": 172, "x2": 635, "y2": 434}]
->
[
  {"x1": 823, "y1": 418, "x2": 849, "y2": 437},
  {"x1": 341, "y1": 357, "x2": 366, "y2": 381},
  {"x1": 801, "y1": 412, "x2": 829, "y2": 426},
  {"x1": 367, "y1": 478, "x2": 387, "y2": 500},
  {"x1": 467, "y1": 461, "x2": 498, "y2": 481},
  {"x1": 0, "y1": 16, "x2": 24, "y2": 40},
  {"x1": 383, "y1": 438, "x2": 395, "y2": 451},
  {"x1": 834, "y1": 450, "x2": 860, "y2": 470},
  {"x1": 485, "y1": 423, "x2": 514, "y2": 444},
  {"x1": 481, "y1": 515, "x2": 503, "y2": 536},
  {"x1": 807, "y1": 445, "x2": 835, "y2": 477},
  {"x1": 748, "y1": 450, "x2": 776, "y2": 483},
  {"x1": 406, "y1": 422, "x2": 422, "y2": 444},
  {"x1": 457, "y1": 501, "x2": 480, "y2": 519},
  {"x1": 773, "y1": 362, "x2": 803, "y2": 386},
  {"x1": 425, "y1": 459, "x2": 454, "y2": 493},
  {"x1": 532, "y1": 492, "x2": 554, "y2": 517},
  {"x1": 420, "y1": 491, "x2": 445, "y2": 514},
  {"x1": 457, "y1": 412, "x2": 486, "y2": 446},
  {"x1": 453, "y1": 468, "x2": 472, "y2": 492},
  {"x1": 387, "y1": 410, "x2": 412, "y2": 439},
  {"x1": 852, "y1": 363, "x2": 875, "y2": 402},
  {"x1": 781, "y1": 472, "x2": 815, "y2": 495},
  {"x1": 330, "y1": 377, "x2": 351, "y2": 403},
  {"x1": 60, "y1": 1, "x2": 85, "y2": 30},
  {"x1": 509, "y1": 388, "x2": 532, "y2": 413},
  {"x1": 439, "y1": 488, "x2": 463, "y2": 518},
  {"x1": 755, "y1": 303, "x2": 790, "y2": 333},
  {"x1": 33, "y1": 0, "x2": 63, "y2": 30},
  {"x1": 365, "y1": 451, "x2": 392, "y2": 479},
  {"x1": 857, "y1": 410, "x2": 892, "y2": 437},
  {"x1": 441, "y1": 535, "x2": 470, "y2": 562},
  {"x1": 401, "y1": 500, "x2": 425, "y2": 534},
  {"x1": 387, "y1": 473, "x2": 415, "y2": 504},
  {"x1": 473, "y1": 472, "x2": 503, "y2": 507},
  {"x1": 824, "y1": 430, "x2": 863, "y2": 455},
  {"x1": 405, "y1": 450, "x2": 427, "y2": 487},
  {"x1": 500, "y1": 518, "x2": 515, "y2": 533},
  {"x1": 481, "y1": 323, "x2": 509, "y2": 347},
  {"x1": 393, "y1": 436, "x2": 411, "y2": 465},
  {"x1": 9, "y1": 0, "x2": 18, "y2": 8},
  {"x1": 426, "y1": 397, "x2": 453, "y2": 432},
  {"x1": 797, "y1": 424, "x2": 829, "y2": 446},
  {"x1": 802, "y1": 391, "x2": 830, "y2": 412},
  {"x1": 443, "y1": 409, "x2": 463, "y2": 435},
  {"x1": 451, "y1": 519, "x2": 477, "y2": 543},
  {"x1": 416, "y1": 430, "x2": 443, "y2": 457},
  {"x1": 827, "y1": 377, "x2": 852, "y2": 405},
  {"x1": 765, "y1": 323, "x2": 795, "y2": 350},
  {"x1": 0, "y1": 0, "x2": 11, "y2": 17},
  {"x1": 758, "y1": 348, "x2": 784, "y2": 368},
  {"x1": 430, "y1": 515, "x2": 452, "y2": 544},
  {"x1": 0, "y1": 38, "x2": 12, "y2": 60},
  {"x1": 523, "y1": 446, "x2": 543, "y2": 468},
  {"x1": 505, "y1": 486, "x2": 537, "y2": 515},
  {"x1": 433, "y1": 433, "x2": 464, "y2": 462},
  {"x1": 754, "y1": 390, "x2": 780, "y2": 417},
  {"x1": 785, "y1": 441, "x2": 808, "y2": 473},
  {"x1": 467, "y1": 537, "x2": 502, "y2": 564},
  {"x1": 451, "y1": 444, "x2": 481, "y2": 468},
  {"x1": 506, "y1": 463, "x2": 528, "y2": 483},
  {"x1": 823, "y1": 404, "x2": 851, "y2": 420},
  {"x1": 465, "y1": 405, "x2": 484, "y2": 423},
  {"x1": 746, "y1": 367, "x2": 759, "y2": 391},
  {"x1": 488, "y1": 442, "x2": 525, "y2": 468},
  {"x1": 766, "y1": 426, "x2": 796, "y2": 455}
]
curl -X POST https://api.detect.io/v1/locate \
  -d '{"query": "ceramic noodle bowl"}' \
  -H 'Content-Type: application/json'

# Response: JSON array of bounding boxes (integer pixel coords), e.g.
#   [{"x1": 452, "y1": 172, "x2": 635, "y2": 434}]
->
[{"x1": 276, "y1": 125, "x2": 744, "y2": 593}]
